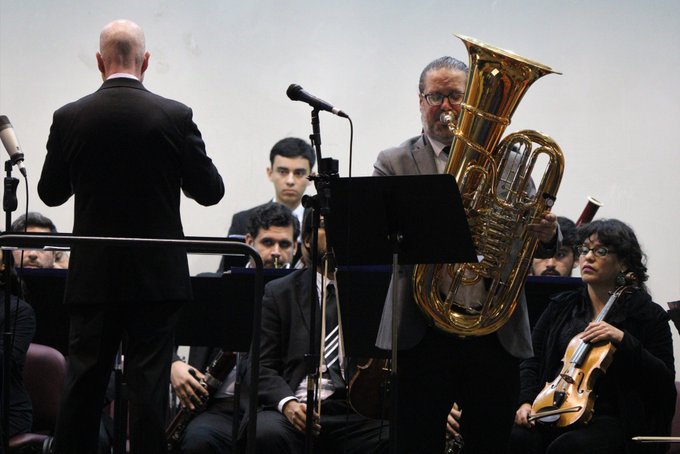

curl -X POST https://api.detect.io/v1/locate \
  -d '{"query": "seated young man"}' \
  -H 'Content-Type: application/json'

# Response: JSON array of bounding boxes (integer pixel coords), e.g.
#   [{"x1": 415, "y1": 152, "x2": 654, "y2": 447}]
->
[
  {"x1": 255, "y1": 210, "x2": 389, "y2": 453},
  {"x1": 220, "y1": 137, "x2": 314, "y2": 271},
  {"x1": 169, "y1": 203, "x2": 299, "y2": 453}
]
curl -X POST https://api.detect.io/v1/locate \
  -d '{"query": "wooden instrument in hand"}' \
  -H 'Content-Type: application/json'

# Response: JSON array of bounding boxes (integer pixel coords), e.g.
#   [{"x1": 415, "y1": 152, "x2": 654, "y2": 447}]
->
[
  {"x1": 529, "y1": 280, "x2": 634, "y2": 427},
  {"x1": 575, "y1": 196, "x2": 603, "y2": 227},
  {"x1": 166, "y1": 350, "x2": 235, "y2": 451},
  {"x1": 445, "y1": 402, "x2": 464, "y2": 454},
  {"x1": 348, "y1": 358, "x2": 391, "y2": 419}
]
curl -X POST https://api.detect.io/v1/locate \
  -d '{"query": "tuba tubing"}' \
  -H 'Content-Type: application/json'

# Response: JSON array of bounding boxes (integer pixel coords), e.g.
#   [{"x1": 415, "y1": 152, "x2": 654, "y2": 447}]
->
[{"x1": 413, "y1": 35, "x2": 565, "y2": 337}]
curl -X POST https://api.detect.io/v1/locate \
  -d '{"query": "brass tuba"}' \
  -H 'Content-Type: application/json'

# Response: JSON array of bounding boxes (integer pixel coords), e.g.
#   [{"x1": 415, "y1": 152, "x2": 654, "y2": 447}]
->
[{"x1": 413, "y1": 35, "x2": 565, "y2": 336}]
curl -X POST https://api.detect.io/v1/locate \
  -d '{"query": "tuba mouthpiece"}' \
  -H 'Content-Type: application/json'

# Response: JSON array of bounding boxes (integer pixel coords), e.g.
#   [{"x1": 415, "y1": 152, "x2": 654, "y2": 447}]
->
[{"x1": 440, "y1": 110, "x2": 456, "y2": 125}]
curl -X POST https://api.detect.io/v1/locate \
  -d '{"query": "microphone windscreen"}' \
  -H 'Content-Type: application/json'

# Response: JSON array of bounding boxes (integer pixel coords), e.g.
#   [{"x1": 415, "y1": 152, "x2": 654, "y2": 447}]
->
[
  {"x1": 0, "y1": 115, "x2": 19, "y2": 154},
  {"x1": 286, "y1": 84, "x2": 303, "y2": 100}
]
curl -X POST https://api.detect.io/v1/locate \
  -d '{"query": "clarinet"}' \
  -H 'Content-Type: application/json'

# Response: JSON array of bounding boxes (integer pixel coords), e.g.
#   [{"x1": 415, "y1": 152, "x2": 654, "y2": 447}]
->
[
  {"x1": 444, "y1": 403, "x2": 464, "y2": 453},
  {"x1": 166, "y1": 350, "x2": 235, "y2": 451},
  {"x1": 445, "y1": 433, "x2": 464, "y2": 454}
]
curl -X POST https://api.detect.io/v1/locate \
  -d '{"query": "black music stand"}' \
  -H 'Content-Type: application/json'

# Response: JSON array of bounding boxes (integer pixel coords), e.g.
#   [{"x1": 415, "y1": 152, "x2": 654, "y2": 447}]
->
[
  {"x1": 175, "y1": 273, "x2": 259, "y2": 352},
  {"x1": 18, "y1": 269, "x2": 275, "y2": 454},
  {"x1": 325, "y1": 174, "x2": 476, "y2": 451},
  {"x1": 173, "y1": 270, "x2": 289, "y2": 454},
  {"x1": 0, "y1": 233, "x2": 264, "y2": 454},
  {"x1": 326, "y1": 175, "x2": 476, "y2": 266},
  {"x1": 334, "y1": 266, "x2": 391, "y2": 359},
  {"x1": 524, "y1": 276, "x2": 582, "y2": 328},
  {"x1": 218, "y1": 235, "x2": 248, "y2": 272}
]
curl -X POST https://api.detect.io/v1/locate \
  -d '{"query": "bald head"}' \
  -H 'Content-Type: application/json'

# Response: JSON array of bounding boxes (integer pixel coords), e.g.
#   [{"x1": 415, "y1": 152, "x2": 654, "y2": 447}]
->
[{"x1": 97, "y1": 19, "x2": 149, "y2": 80}]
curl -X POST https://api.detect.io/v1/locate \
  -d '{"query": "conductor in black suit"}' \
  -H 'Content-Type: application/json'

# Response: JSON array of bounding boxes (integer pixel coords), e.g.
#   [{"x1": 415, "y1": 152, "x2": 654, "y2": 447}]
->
[{"x1": 38, "y1": 19, "x2": 225, "y2": 454}]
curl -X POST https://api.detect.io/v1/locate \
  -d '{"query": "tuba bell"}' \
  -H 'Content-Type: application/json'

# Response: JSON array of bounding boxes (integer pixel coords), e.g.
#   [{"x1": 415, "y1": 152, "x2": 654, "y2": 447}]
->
[{"x1": 413, "y1": 35, "x2": 565, "y2": 337}]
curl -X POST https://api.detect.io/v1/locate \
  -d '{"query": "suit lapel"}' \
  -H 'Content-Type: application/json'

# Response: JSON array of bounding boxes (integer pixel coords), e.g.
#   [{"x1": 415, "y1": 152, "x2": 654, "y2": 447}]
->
[
  {"x1": 295, "y1": 268, "x2": 318, "y2": 336},
  {"x1": 411, "y1": 135, "x2": 438, "y2": 175}
]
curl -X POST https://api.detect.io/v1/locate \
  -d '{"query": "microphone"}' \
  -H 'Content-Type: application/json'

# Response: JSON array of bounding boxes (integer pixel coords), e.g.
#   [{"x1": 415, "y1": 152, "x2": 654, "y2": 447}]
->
[
  {"x1": 0, "y1": 115, "x2": 27, "y2": 176},
  {"x1": 286, "y1": 84, "x2": 348, "y2": 118}
]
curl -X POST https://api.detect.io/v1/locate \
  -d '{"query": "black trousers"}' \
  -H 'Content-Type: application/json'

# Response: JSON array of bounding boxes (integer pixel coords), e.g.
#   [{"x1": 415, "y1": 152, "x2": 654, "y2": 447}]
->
[
  {"x1": 180, "y1": 397, "x2": 241, "y2": 454},
  {"x1": 509, "y1": 414, "x2": 626, "y2": 454},
  {"x1": 255, "y1": 398, "x2": 389, "y2": 454},
  {"x1": 54, "y1": 301, "x2": 181, "y2": 454},
  {"x1": 394, "y1": 328, "x2": 519, "y2": 454}
]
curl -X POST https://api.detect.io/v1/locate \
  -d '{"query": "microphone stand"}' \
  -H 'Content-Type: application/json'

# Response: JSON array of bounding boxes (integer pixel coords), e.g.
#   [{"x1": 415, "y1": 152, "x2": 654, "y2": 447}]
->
[
  {"x1": 302, "y1": 108, "x2": 339, "y2": 454},
  {"x1": 1, "y1": 160, "x2": 19, "y2": 453},
  {"x1": 112, "y1": 341, "x2": 128, "y2": 454}
]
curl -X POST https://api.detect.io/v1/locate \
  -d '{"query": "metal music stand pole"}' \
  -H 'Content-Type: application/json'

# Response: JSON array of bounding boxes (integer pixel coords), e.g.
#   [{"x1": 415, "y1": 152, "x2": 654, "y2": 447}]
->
[
  {"x1": 302, "y1": 156, "x2": 338, "y2": 453},
  {"x1": 302, "y1": 202, "x2": 320, "y2": 454},
  {"x1": 1, "y1": 160, "x2": 19, "y2": 453},
  {"x1": 302, "y1": 107, "x2": 340, "y2": 454},
  {"x1": 112, "y1": 340, "x2": 128, "y2": 454}
]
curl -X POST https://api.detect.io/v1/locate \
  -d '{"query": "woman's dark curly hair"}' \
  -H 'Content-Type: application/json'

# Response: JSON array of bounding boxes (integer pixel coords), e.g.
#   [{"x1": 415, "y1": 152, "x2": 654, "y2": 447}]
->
[{"x1": 577, "y1": 218, "x2": 648, "y2": 289}]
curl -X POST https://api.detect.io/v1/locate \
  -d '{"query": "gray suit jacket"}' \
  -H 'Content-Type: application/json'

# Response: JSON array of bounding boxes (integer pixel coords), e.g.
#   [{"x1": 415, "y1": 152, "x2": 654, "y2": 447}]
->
[{"x1": 372, "y1": 134, "x2": 533, "y2": 359}]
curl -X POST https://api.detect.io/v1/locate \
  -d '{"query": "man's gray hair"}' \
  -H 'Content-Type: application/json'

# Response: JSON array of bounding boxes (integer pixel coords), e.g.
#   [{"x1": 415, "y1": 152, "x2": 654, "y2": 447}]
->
[{"x1": 418, "y1": 56, "x2": 468, "y2": 94}]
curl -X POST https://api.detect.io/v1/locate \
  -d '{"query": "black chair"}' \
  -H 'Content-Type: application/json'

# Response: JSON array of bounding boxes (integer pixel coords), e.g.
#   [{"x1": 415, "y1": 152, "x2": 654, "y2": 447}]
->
[{"x1": 9, "y1": 343, "x2": 66, "y2": 453}]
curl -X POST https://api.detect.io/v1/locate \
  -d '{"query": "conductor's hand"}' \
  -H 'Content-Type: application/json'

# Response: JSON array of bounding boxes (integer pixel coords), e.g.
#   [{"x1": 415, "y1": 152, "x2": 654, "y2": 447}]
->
[
  {"x1": 446, "y1": 403, "x2": 462, "y2": 437},
  {"x1": 283, "y1": 400, "x2": 321, "y2": 435},
  {"x1": 528, "y1": 212, "x2": 558, "y2": 244},
  {"x1": 170, "y1": 360, "x2": 208, "y2": 410},
  {"x1": 515, "y1": 402, "x2": 535, "y2": 428}
]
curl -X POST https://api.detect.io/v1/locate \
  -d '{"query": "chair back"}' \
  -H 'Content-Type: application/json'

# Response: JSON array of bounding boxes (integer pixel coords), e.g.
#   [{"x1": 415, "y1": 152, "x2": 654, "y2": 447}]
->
[{"x1": 23, "y1": 343, "x2": 67, "y2": 433}]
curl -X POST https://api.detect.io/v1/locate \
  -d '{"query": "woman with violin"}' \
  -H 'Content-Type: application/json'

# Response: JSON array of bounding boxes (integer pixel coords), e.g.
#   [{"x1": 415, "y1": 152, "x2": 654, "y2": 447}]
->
[{"x1": 510, "y1": 219, "x2": 676, "y2": 454}]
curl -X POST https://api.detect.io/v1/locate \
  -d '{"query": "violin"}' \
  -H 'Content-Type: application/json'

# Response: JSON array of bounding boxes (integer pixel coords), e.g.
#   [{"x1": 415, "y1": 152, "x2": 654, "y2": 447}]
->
[
  {"x1": 529, "y1": 277, "x2": 635, "y2": 427},
  {"x1": 348, "y1": 358, "x2": 391, "y2": 419}
]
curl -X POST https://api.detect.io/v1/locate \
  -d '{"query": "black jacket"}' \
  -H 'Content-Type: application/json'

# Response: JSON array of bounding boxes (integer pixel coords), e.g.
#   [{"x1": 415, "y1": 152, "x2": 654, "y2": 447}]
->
[
  {"x1": 0, "y1": 296, "x2": 35, "y2": 437},
  {"x1": 38, "y1": 77, "x2": 224, "y2": 304},
  {"x1": 519, "y1": 286, "x2": 676, "y2": 453}
]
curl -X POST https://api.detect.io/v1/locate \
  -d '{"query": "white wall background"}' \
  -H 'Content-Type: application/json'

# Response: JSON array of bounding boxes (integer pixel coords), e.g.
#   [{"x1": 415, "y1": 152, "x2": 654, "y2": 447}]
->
[{"x1": 2, "y1": 0, "x2": 680, "y2": 371}]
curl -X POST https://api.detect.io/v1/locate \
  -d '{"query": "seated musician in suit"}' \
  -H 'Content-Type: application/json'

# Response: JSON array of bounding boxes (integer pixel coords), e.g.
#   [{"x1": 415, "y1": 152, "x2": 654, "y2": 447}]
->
[
  {"x1": 169, "y1": 203, "x2": 300, "y2": 453},
  {"x1": 220, "y1": 137, "x2": 314, "y2": 271},
  {"x1": 242, "y1": 203, "x2": 299, "y2": 269},
  {"x1": 10, "y1": 212, "x2": 69, "y2": 269},
  {"x1": 510, "y1": 219, "x2": 676, "y2": 454},
  {"x1": 531, "y1": 216, "x2": 578, "y2": 278},
  {"x1": 255, "y1": 210, "x2": 389, "y2": 453},
  {"x1": 0, "y1": 249, "x2": 36, "y2": 439},
  {"x1": 0, "y1": 298, "x2": 35, "y2": 439}
]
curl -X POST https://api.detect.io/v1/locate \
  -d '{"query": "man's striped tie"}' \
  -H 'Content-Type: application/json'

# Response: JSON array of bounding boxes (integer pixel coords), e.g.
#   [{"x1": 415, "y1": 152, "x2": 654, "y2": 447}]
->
[{"x1": 324, "y1": 284, "x2": 344, "y2": 390}]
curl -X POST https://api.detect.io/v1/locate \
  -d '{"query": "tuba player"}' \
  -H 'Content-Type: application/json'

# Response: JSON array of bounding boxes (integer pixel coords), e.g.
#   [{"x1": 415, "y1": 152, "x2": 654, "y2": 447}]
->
[{"x1": 372, "y1": 55, "x2": 559, "y2": 453}]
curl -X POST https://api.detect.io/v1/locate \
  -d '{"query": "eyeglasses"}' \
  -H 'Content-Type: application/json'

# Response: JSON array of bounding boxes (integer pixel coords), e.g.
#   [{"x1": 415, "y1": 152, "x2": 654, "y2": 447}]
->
[
  {"x1": 421, "y1": 92, "x2": 464, "y2": 107},
  {"x1": 576, "y1": 245, "x2": 614, "y2": 258}
]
